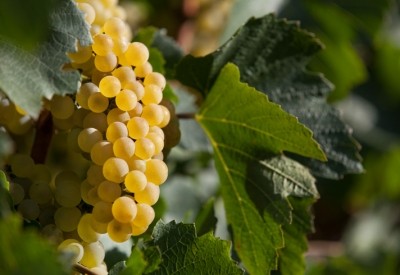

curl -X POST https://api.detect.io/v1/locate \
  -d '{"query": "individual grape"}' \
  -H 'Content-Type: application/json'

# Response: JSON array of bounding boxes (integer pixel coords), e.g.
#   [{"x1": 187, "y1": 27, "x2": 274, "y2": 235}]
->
[
  {"x1": 91, "y1": 69, "x2": 111, "y2": 86},
  {"x1": 29, "y1": 181, "x2": 53, "y2": 204},
  {"x1": 92, "y1": 33, "x2": 114, "y2": 56},
  {"x1": 131, "y1": 224, "x2": 148, "y2": 236},
  {"x1": 77, "y1": 214, "x2": 100, "y2": 243},
  {"x1": 17, "y1": 199, "x2": 40, "y2": 220},
  {"x1": 127, "y1": 156, "x2": 146, "y2": 172},
  {"x1": 91, "y1": 140, "x2": 114, "y2": 166},
  {"x1": 55, "y1": 178, "x2": 81, "y2": 207},
  {"x1": 145, "y1": 132, "x2": 164, "y2": 155},
  {"x1": 88, "y1": 92, "x2": 109, "y2": 113},
  {"x1": 80, "y1": 241, "x2": 105, "y2": 268},
  {"x1": 68, "y1": 43, "x2": 92, "y2": 64},
  {"x1": 78, "y1": 128, "x2": 103, "y2": 153},
  {"x1": 53, "y1": 115, "x2": 74, "y2": 131},
  {"x1": 9, "y1": 153, "x2": 35, "y2": 178},
  {"x1": 81, "y1": 179, "x2": 92, "y2": 204},
  {"x1": 58, "y1": 239, "x2": 84, "y2": 263},
  {"x1": 107, "y1": 219, "x2": 132, "y2": 243},
  {"x1": 41, "y1": 224, "x2": 64, "y2": 244},
  {"x1": 99, "y1": 75, "x2": 121, "y2": 98},
  {"x1": 87, "y1": 186, "x2": 101, "y2": 206},
  {"x1": 134, "y1": 138, "x2": 155, "y2": 160},
  {"x1": 77, "y1": 82, "x2": 99, "y2": 109},
  {"x1": 141, "y1": 85, "x2": 162, "y2": 105},
  {"x1": 143, "y1": 72, "x2": 166, "y2": 90},
  {"x1": 67, "y1": 128, "x2": 82, "y2": 152},
  {"x1": 124, "y1": 80, "x2": 144, "y2": 100},
  {"x1": 158, "y1": 105, "x2": 171, "y2": 128},
  {"x1": 90, "y1": 215, "x2": 108, "y2": 234},
  {"x1": 112, "y1": 38, "x2": 128, "y2": 56},
  {"x1": 103, "y1": 17, "x2": 126, "y2": 39},
  {"x1": 134, "y1": 182, "x2": 160, "y2": 205},
  {"x1": 134, "y1": 62, "x2": 152, "y2": 78},
  {"x1": 112, "y1": 196, "x2": 137, "y2": 223},
  {"x1": 113, "y1": 137, "x2": 135, "y2": 160},
  {"x1": 107, "y1": 108, "x2": 130, "y2": 124},
  {"x1": 6, "y1": 113, "x2": 34, "y2": 135},
  {"x1": 83, "y1": 112, "x2": 108, "y2": 132},
  {"x1": 54, "y1": 171, "x2": 80, "y2": 190},
  {"x1": 50, "y1": 95, "x2": 75, "y2": 119},
  {"x1": 92, "y1": 201, "x2": 114, "y2": 223},
  {"x1": 106, "y1": 121, "x2": 128, "y2": 142},
  {"x1": 77, "y1": 2, "x2": 96, "y2": 25},
  {"x1": 112, "y1": 66, "x2": 136, "y2": 86},
  {"x1": 39, "y1": 206, "x2": 56, "y2": 226},
  {"x1": 54, "y1": 207, "x2": 81, "y2": 232},
  {"x1": 145, "y1": 159, "x2": 168, "y2": 185},
  {"x1": 131, "y1": 203, "x2": 155, "y2": 228},
  {"x1": 87, "y1": 165, "x2": 106, "y2": 186},
  {"x1": 73, "y1": 108, "x2": 90, "y2": 128},
  {"x1": 152, "y1": 152, "x2": 164, "y2": 160},
  {"x1": 115, "y1": 89, "x2": 137, "y2": 111},
  {"x1": 125, "y1": 42, "x2": 149, "y2": 67},
  {"x1": 103, "y1": 157, "x2": 129, "y2": 183},
  {"x1": 141, "y1": 103, "x2": 164, "y2": 126},
  {"x1": 94, "y1": 52, "x2": 118, "y2": 72},
  {"x1": 128, "y1": 102, "x2": 143, "y2": 117},
  {"x1": 9, "y1": 182, "x2": 25, "y2": 205},
  {"x1": 127, "y1": 117, "x2": 149, "y2": 139},
  {"x1": 124, "y1": 170, "x2": 147, "y2": 193},
  {"x1": 97, "y1": 180, "x2": 121, "y2": 202},
  {"x1": 149, "y1": 126, "x2": 165, "y2": 140}
]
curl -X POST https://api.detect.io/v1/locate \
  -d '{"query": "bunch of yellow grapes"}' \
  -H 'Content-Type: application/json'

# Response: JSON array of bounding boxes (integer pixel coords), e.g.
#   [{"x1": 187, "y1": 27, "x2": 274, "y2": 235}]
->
[{"x1": 3, "y1": 0, "x2": 174, "y2": 273}]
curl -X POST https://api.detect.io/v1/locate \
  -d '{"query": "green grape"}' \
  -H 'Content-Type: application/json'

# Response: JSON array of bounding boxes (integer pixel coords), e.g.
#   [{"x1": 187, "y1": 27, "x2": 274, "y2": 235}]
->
[
  {"x1": 77, "y1": 213, "x2": 100, "y2": 243},
  {"x1": 103, "y1": 157, "x2": 129, "y2": 183},
  {"x1": 87, "y1": 164, "x2": 106, "y2": 186},
  {"x1": 158, "y1": 105, "x2": 171, "y2": 128},
  {"x1": 54, "y1": 207, "x2": 81, "y2": 232},
  {"x1": 145, "y1": 132, "x2": 164, "y2": 155},
  {"x1": 127, "y1": 117, "x2": 149, "y2": 139},
  {"x1": 9, "y1": 153, "x2": 35, "y2": 178},
  {"x1": 50, "y1": 95, "x2": 75, "y2": 119},
  {"x1": 112, "y1": 66, "x2": 136, "y2": 86},
  {"x1": 31, "y1": 163, "x2": 52, "y2": 183},
  {"x1": 125, "y1": 42, "x2": 149, "y2": 67},
  {"x1": 83, "y1": 112, "x2": 108, "y2": 132},
  {"x1": 145, "y1": 159, "x2": 168, "y2": 185},
  {"x1": 124, "y1": 80, "x2": 144, "y2": 100},
  {"x1": 99, "y1": 75, "x2": 121, "y2": 98},
  {"x1": 94, "y1": 52, "x2": 118, "y2": 72},
  {"x1": 143, "y1": 72, "x2": 166, "y2": 90},
  {"x1": 128, "y1": 102, "x2": 142, "y2": 117},
  {"x1": 115, "y1": 89, "x2": 137, "y2": 111},
  {"x1": 88, "y1": 92, "x2": 109, "y2": 113},
  {"x1": 112, "y1": 196, "x2": 137, "y2": 223},
  {"x1": 127, "y1": 156, "x2": 146, "y2": 172},
  {"x1": 6, "y1": 113, "x2": 34, "y2": 135},
  {"x1": 58, "y1": 239, "x2": 84, "y2": 263},
  {"x1": 87, "y1": 186, "x2": 101, "y2": 206},
  {"x1": 29, "y1": 181, "x2": 53, "y2": 204},
  {"x1": 77, "y1": 82, "x2": 99, "y2": 109},
  {"x1": 67, "y1": 128, "x2": 82, "y2": 153},
  {"x1": 106, "y1": 121, "x2": 128, "y2": 143},
  {"x1": 141, "y1": 103, "x2": 164, "y2": 126},
  {"x1": 41, "y1": 224, "x2": 64, "y2": 245},
  {"x1": 134, "y1": 182, "x2": 159, "y2": 205},
  {"x1": 107, "y1": 108, "x2": 130, "y2": 124},
  {"x1": 80, "y1": 179, "x2": 92, "y2": 204},
  {"x1": 124, "y1": 170, "x2": 147, "y2": 193},
  {"x1": 9, "y1": 182, "x2": 25, "y2": 205},
  {"x1": 103, "y1": 17, "x2": 126, "y2": 39},
  {"x1": 80, "y1": 241, "x2": 105, "y2": 268},
  {"x1": 91, "y1": 140, "x2": 114, "y2": 166},
  {"x1": 131, "y1": 203, "x2": 155, "y2": 228},
  {"x1": 134, "y1": 138, "x2": 155, "y2": 160},
  {"x1": 73, "y1": 108, "x2": 90, "y2": 128},
  {"x1": 113, "y1": 137, "x2": 135, "y2": 160},
  {"x1": 97, "y1": 180, "x2": 121, "y2": 202},
  {"x1": 92, "y1": 201, "x2": 114, "y2": 223},
  {"x1": 53, "y1": 115, "x2": 75, "y2": 131},
  {"x1": 131, "y1": 224, "x2": 148, "y2": 236},
  {"x1": 92, "y1": 33, "x2": 114, "y2": 56},
  {"x1": 107, "y1": 218, "x2": 132, "y2": 243},
  {"x1": 17, "y1": 199, "x2": 40, "y2": 220},
  {"x1": 55, "y1": 177, "x2": 81, "y2": 207},
  {"x1": 39, "y1": 206, "x2": 56, "y2": 226},
  {"x1": 77, "y1": 2, "x2": 96, "y2": 24},
  {"x1": 134, "y1": 61, "x2": 152, "y2": 78},
  {"x1": 141, "y1": 85, "x2": 162, "y2": 105},
  {"x1": 68, "y1": 42, "x2": 92, "y2": 64},
  {"x1": 78, "y1": 128, "x2": 103, "y2": 153}
]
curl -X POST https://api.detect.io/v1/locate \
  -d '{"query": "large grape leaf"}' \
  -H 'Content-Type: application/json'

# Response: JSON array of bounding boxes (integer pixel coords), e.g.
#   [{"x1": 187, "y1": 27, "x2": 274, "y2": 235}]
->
[
  {"x1": 0, "y1": 0, "x2": 91, "y2": 118},
  {"x1": 175, "y1": 14, "x2": 363, "y2": 179},
  {"x1": 196, "y1": 63, "x2": 320, "y2": 274}
]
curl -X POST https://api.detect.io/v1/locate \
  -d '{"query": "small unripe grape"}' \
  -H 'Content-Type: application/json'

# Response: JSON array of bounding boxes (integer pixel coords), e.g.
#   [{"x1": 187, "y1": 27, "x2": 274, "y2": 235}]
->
[
  {"x1": 29, "y1": 181, "x2": 53, "y2": 204},
  {"x1": 17, "y1": 199, "x2": 40, "y2": 220},
  {"x1": 9, "y1": 153, "x2": 35, "y2": 178},
  {"x1": 125, "y1": 42, "x2": 149, "y2": 67},
  {"x1": 54, "y1": 207, "x2": 81, "y2": 232},
  {"x1": 9, "y1": 182, "x2": 25, "y2": 205}
]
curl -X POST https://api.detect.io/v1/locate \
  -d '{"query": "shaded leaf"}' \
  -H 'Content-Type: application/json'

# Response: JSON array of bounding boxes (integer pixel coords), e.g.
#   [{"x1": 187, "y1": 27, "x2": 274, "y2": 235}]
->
[
  {"x1": 194, "y1": 197, "x2": 217, "y2": 236},
  {"x1": 119, "y1": 246, "x2": 148, "y2": 275}
]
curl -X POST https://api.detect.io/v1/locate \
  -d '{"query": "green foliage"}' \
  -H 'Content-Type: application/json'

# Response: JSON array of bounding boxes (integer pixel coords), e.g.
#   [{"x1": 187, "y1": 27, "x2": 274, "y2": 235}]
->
[
  {"x1": 0, "y1": 0, "x2": 91, "y2": 118},
  {"x1": 194, "y1": 197, "x2": 217, "y2": 236},
  {"x1": 0, "y1": 171, "x2": 13, "y2": 219}
]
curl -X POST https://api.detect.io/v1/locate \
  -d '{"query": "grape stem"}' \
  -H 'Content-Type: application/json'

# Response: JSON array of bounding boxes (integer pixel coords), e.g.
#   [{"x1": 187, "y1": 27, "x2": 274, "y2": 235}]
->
[
  {"x1": 30, "y1": 109, "x2": 53, "y2": 164},
  {"x1": 73, "y1": 263, "x2": 97, "y2": 275},
  {"x1": 176, "y1": 113, "x2": 195, "y2": 119}
]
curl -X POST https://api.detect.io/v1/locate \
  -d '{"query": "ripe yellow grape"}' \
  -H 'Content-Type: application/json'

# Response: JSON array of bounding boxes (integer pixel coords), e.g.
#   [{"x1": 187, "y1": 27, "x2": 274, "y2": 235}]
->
[
  {"x1": 103, "y1": 17, "x2": 126, "y2": 39},
  {"x1": 91, "y1": 140, "x2": 114, "y2": 166},
  {"x1": 149, "y1": 126, "x2": 165, "y2": 140},
  {"x1": 99, "y1": 75, "x2": 121, "y2": 98},
  {"x1": 141, "y1": 84, "x2": 162, "y2": 105},
  {"x1": 106, "y1": 121, "x2": 128, "y2": 142},
  {"x1": 90, "y1": 215, "x2": 108, "y2": 234},
  {"x1": 58, "y1": 239, "x2": 84, "y2": 263},
  {"x1": 143, "y1": 72, "x2": 166, "y2": 90},
  {"x1": 128, "y1": 102, "x2": 143, "y2": 117},
  {"x1": 54, "y1": 207, "x2": 81, "y2": 232},
  {"x1": 134, "y1": 182, "x2": 160, "y2": 205},
  {"x1": 103, "y1": 157, "x2": 129, "y2": 183},
  {"x1": 97, "y1": 180, "x2": 121, "y2": 202},
  {"x1": 115, "y1": 89, "x2": 138, "y2": 111},
  {"x1": 112, "y1": 39, "x2": 128, "y2": 56},
  {"x1": 124, "y1": 170, "x2": 147, "y2": 193},
  {"x1": 112, "y1": 66, "x2": 136, "y2": 86},
  {"x1": 124, "y1": 80, "x2": 145, "y2": 100},
  {"x1": 134, "y1": 138, "x2": 155, "y2": 160},
  {"x1": 107, "y1": 108, "x2": 130, "y2": 124},
  {"x1": 17, "y1": 199, "x2": 40, "y2": 220},
  {"x1": 107, "y1": 219, "x2": 132, "y2": 243},
  {"x1": 50, "y1": 95, "x2": 75, "y2": 119},
  {"x1": 78, "y1": 128, "x2": 103, "y2": 153},
  {"x1": 92, "y1": 201, "x2": 114, "y2": 223},
  {"x1": 125, "y1": 42, "x2": 149, "y2": 67},
  {"x1": 77, "y1": 214, "x2": 100, "y2": 243},
  {"x1": 92, "y1": 33, "x2": 114, "y2": 56},
  {"x1": 91, "y1": 69, "x2": 111, "y2": 86},
  {"x1": 83, "y1": 112, "x2": 108, "y2": 132},
  {"x1": 131, "y1": 224, "x2": 148, "y2": 236},
  {"x1": 134, "y1": 61, "x2": 152, "y2": 78},
  {"x1": 29, "y1": 181, "x2": 53, "y2": 204},
  {"x1": 94, "y1": 52, "x2": 118, "y2": 72},
  {"x1": 86, "y1": 164, "x2": 106, "y2": 186},
  {"x1": 145, "y1": 159, "x2": 168, "y2": 185},
  {"x1": 127, "y1": 117, "x2": 149, "y2": 139},
  {"x1": 131, "y1": 203, "x2": 155, "y2": 228},
  {"x1": 77, "y1": 82, "x2": 99, "y2": 109},
  {"x1": 88, "y1": 92, "x2": 109, "y2": 113},
  {"x1": 80, "y1": 241, "x2": 105, "y2": 268},
  {"x1": 9, "y1": 153, "x2": 35, "y2": 178},
  {"x1": 141, "y1": 103, "x2": 164, "y2": 126},
  {"x1": 113, "y1": 137, "x2": 135, "y2": 160},
  {"x1": 158, "y1": 105, "x2": 171, "y2": 128},
  {"x1": 53, "y1": 115, "x2": 74, "y2": 131},
  {"x1": 127, "y1": 156, "x2": 146, "y2": 172},
  {"x1": 112, "y1": 196, "x2": 137, "y2": 223},
  {"x1": 77, "y1": 2, "x2": 96, "y2": 24},
  {"x1": 145, "y1": 132, "x2": 164, "y2": 155},
  {"x1": 81, "y1": 179, "x2": 93, "y2": 205},
  {"x1": 68, "y1": 43, "x2": 92, "y2": 64}
]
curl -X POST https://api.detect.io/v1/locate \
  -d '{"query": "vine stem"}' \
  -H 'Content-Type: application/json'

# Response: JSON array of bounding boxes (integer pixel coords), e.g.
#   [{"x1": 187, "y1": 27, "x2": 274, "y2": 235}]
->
[
  {"x1": 73, "y1": 263, "x2": 98, "y2": 275},
  {"x1": 30, "y1": 109, "x2": 53, "y2": 164},
  {"x1": 176, "y1": 113, "x2": 196, "y2": 119}
]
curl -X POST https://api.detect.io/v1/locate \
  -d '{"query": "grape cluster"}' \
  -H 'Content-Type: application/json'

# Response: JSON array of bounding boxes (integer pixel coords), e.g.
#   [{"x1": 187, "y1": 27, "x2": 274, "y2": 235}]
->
[{"x1": 2, "y1": 0, "x2": 177, "y2": 273}]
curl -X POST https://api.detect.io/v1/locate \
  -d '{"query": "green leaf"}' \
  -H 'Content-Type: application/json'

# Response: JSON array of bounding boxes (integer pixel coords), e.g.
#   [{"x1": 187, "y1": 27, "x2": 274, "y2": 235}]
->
[
  {"x1": 0, "y1": 170, "x2": 13, "y2": 219},
  {"x1": 197, "y1": 63, "x2": 319, "y2": 274},
  {"x1": 0, "y1": 0, "x2": 91, "y2": 118},
  {"x1": 194, "y1": 197, "x2": 217, "y2": 236},
  {"x1": 176, "y1": 14, "x2": 362, "y2": 179},
  {"x1": 119, "y1": 246, "x2": 149, "y2": 275}
]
